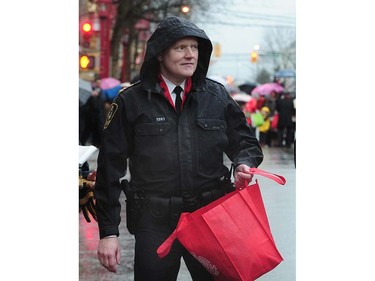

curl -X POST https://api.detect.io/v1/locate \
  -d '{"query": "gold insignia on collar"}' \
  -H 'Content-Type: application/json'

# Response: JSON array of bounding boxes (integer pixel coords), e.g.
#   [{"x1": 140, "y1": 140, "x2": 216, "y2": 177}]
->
[{"x1": 104, "y1": 103, "x2": 118, "y2": 129}]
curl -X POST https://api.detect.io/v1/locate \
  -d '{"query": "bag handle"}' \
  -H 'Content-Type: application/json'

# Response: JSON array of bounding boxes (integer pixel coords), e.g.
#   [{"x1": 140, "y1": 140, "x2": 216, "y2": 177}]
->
[
  {"x1": 157, "y1": 212, "x2": 194, "y2": 258},
  {"x1": 157, "y1": 230, "x2": 177, "y2": 258},
  {"x1": 248, "y1": 167, "x2": 286, "y2": 185}
]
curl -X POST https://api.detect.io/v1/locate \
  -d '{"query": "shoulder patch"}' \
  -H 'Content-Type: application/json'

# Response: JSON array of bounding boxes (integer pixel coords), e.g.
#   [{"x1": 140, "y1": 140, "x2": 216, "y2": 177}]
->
[{"x1": 104, "y1": 103, "x2": 118, "y2": 129}]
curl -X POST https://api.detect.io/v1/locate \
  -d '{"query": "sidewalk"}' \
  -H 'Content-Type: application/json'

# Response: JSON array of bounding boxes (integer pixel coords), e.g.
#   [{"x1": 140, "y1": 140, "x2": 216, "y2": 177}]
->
[{"x1": 80, "y1": 146, "x2": 295, "y2": 281}]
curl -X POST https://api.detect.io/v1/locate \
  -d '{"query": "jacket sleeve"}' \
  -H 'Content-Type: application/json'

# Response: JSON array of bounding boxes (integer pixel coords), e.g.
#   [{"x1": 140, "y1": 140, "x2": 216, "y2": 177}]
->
[
  {"x1": 225, "y1": 96, "x2": 264, "y2": 169},
  {"x1": 94, "y1": 96, "x2": 132, "y2": 239}
]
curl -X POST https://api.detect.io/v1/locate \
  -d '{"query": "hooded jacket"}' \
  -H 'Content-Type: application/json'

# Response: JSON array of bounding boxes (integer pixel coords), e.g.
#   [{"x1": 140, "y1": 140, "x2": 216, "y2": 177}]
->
[{"x1": 94, "y1": 16, "x2": 263, "y2": 238}]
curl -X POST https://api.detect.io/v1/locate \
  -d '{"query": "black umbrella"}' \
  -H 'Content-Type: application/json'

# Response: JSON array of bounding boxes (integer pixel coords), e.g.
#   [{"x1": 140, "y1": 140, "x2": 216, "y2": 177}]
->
[{"x1": 238, "y1": 82, "x2": 258, "y2": 95}]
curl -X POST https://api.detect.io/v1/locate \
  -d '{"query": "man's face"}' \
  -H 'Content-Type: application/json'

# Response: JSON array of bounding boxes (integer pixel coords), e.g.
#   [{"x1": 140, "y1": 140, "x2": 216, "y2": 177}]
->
[{"x1": 158, "y1": 37, "x2": 198, "y2": 85}]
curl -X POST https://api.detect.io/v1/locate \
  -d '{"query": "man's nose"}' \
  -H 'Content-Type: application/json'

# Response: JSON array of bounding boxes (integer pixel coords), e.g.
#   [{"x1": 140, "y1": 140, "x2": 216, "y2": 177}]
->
[{"x1": 185, "y1": 47, "x2": 195, "y2": 57}]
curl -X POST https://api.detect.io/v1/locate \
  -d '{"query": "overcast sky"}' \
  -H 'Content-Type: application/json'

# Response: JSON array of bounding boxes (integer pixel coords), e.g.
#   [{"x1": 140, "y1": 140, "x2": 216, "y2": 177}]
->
[{"x1": 194, "y1": 0, "x2": 296, "y2": 83}]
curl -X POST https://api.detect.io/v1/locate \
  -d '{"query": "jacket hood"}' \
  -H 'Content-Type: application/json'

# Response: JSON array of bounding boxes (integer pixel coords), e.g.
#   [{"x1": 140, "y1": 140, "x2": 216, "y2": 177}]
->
[{"x1": 140, "y1": 16, "x2": 213, "y2": 90}]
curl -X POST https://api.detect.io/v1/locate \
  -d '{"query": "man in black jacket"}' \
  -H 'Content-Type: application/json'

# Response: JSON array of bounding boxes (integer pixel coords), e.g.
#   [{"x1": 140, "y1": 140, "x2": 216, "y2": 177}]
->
[{"x1": 95, "y1": 16, "x2": 263, "y2": 280}]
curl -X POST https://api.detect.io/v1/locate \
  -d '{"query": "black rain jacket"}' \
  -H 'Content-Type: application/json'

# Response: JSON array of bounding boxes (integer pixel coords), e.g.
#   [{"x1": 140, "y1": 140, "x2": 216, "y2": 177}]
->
[{"x1": 94, "y1": 16, "x2": 263, "y2": 238}]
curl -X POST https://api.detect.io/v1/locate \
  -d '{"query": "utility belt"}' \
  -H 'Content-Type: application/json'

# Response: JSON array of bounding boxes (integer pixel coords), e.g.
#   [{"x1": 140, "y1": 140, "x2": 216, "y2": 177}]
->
[{"x1": 121, "y1": 175, "x2": 235, "y2": 235}]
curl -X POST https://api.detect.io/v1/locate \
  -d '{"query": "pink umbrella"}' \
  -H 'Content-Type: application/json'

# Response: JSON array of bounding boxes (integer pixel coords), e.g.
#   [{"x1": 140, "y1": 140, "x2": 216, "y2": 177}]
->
[
  {"x1": 251, "y1": 82, "x2": 284, "y2": 96},
  {"x1": 100, "y1": 77, "x2": 121, "y2": 90}
]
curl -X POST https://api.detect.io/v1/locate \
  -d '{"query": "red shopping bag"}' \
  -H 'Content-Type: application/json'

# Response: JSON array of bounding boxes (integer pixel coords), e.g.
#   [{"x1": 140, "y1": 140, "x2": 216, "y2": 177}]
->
[{"x1": 157, "y1": 168, "x2": 286, "y2": 281}]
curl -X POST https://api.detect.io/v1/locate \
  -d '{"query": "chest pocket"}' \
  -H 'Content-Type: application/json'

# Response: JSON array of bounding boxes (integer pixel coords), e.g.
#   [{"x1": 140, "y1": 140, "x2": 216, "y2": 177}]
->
[
  {"x1": 197, "y1": 119, "x2": 227, "y2": 131},
  {"x1": 196, "y1": 119, "x2": 228, "y2": 176},
  {"x1": 134, "y1": 122, "x2": 174, "y2": 173}
]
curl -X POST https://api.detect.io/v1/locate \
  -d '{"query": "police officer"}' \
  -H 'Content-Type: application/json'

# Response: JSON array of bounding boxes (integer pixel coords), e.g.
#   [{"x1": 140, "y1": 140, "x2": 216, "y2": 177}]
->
[{"x1": 94, "y1": 16, "x2": 264, "y2": 281}]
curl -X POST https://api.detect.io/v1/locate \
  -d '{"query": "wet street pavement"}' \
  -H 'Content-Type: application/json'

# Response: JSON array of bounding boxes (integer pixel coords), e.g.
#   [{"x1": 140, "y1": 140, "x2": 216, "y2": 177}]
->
[{"x1": 80, "y1": 146, "x2": 295, "y2": 281}]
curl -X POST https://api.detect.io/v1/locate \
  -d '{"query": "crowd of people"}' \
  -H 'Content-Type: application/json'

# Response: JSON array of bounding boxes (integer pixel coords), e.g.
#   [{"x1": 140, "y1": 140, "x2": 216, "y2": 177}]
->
[
  {"x1": 232, "y1": 89, "x2": 296, "y2": 148},
  {"x1": 79, "y1": 76, "x2": 105, "y2": 148}
]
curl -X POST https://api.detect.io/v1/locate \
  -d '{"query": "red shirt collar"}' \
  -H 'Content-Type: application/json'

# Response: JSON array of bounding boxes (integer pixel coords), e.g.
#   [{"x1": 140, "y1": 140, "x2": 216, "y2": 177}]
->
[{"x1": 158, "y1": 74, "x2": 192, "y2": 108}]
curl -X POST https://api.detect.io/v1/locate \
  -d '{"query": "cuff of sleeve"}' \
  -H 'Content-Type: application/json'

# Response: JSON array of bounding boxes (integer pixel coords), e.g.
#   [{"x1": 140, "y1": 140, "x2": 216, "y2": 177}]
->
[
  {"x1": 99, "y1": 227, "x2": 119, "y2": 239},
  {"x1": 102, "y1": 235, "x2": 117, "y2": 239}
]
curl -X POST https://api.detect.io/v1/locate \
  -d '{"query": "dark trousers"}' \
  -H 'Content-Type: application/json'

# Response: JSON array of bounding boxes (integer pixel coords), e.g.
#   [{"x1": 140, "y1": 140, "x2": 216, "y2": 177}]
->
[
  {"x1": 259, "y1": 131, "x2": 270, "y2": 145},
  {"x1": 277, "y1": 125, "x2": 295, "y2": 147},
  {"x1": 134, "y1": 205, "x2": 214, "y2": 281}
]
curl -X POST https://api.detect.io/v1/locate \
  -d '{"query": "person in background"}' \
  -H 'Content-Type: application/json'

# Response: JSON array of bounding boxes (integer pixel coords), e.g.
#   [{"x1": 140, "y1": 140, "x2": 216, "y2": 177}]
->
[
  {"x1": 243, "y1": 94, "x2": 258, "y2": 129},
  {"x1": 275, "y1": 92, "x2": 295, "y2": 148},
  {"x1": 94, "y1": 16, "x2": 263, "y2": 281},
  {"x1": 255, "y1": 94, "x2": 266, "y2": 110},
  {"x1": 258, "y1": 106, "x2": 271, "y2": 146},
  {"x1": 232, "y1": 93, "x2": 254, "y2": 127},
  {"x1": 263, "y1": 90, "x2": 279, "y2": 146},
  {"x1": 79, "y1": 78, "x2": 105, "y2": 148}
]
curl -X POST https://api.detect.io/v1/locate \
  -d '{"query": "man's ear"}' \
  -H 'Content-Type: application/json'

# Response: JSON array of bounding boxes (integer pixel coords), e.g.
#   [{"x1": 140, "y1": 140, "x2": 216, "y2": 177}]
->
[{"x1": 157, "y1": 54, "x2": 162, "y2": 62}]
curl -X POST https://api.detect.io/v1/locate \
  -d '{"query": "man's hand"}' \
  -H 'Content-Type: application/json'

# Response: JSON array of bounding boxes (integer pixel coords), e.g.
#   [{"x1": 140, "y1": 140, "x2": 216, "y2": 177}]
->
[
  {"x1": 234, "y1": 164, "x2": 254, "y2": 190},
  {"x1": 97, "y1": 237, "x2": 121, "y2": 273}
]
